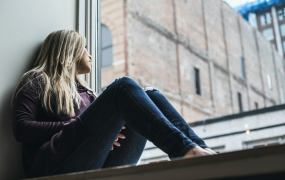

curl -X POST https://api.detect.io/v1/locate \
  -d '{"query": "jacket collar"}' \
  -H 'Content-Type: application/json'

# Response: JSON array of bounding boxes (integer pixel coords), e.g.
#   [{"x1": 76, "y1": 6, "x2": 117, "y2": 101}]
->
[{"x1": 75, "y1": 81, "x2": 88, "y2": 93}]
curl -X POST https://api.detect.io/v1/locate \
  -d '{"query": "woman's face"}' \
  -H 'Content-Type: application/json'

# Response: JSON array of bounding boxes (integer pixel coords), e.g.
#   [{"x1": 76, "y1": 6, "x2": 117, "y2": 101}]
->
[{"x1": 76, "y1": 48, "x2": 92, "y2": 74}]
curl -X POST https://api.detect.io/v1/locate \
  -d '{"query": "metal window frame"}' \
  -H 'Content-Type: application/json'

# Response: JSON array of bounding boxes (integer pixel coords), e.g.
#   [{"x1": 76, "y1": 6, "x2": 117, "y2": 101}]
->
[{"x1": 77, "y1": 0, "x2": 102, "y2": 94}]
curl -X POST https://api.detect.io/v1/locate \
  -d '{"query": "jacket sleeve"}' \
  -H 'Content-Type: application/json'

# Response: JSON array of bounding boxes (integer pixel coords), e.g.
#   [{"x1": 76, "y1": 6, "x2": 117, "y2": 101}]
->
[{"x1": 12, "y1": 78, "x2": 68, "y2": 143}]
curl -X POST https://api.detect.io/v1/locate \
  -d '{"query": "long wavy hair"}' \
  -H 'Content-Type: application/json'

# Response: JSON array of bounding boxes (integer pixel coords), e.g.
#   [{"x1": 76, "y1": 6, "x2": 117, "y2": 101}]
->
[{"x1": 13, "y1": 30, "x2": 89, "y2": 116}]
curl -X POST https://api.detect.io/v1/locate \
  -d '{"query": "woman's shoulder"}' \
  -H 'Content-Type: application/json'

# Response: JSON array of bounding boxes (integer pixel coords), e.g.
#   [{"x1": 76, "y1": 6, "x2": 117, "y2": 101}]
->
[{"x1": 16, "y1": 71, "x2": 45, "y2": 95}]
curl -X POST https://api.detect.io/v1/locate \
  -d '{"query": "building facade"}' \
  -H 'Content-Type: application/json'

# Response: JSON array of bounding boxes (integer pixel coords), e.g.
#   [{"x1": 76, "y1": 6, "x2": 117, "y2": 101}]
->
[
  {"x1": 101, "y1": 0, "x2": 285, "y2": 123},
  {"x1": 139, "y1": 103, "x2": 285, "y2": 164},
  {"x1": 235, "y1": 0, "x2": 285, "y2": 57}
]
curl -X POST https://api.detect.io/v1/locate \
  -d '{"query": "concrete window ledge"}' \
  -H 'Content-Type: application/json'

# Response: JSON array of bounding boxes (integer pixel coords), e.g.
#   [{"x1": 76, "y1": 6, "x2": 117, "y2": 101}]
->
[{"x1": 26, "y1": 145, "x2": 285, "y2": 180}]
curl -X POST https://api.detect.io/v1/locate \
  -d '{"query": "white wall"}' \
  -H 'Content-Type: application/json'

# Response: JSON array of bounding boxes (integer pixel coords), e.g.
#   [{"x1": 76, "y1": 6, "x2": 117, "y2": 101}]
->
[
  {"x1": 139, "y1": 106, "x2": 285, "y2": 164},
  {"x1": 0, "y1": 0, "x2": 77, "y2": 179}
]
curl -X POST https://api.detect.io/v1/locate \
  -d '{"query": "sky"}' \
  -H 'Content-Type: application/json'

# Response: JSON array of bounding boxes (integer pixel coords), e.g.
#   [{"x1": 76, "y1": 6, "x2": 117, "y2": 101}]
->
[{"x1": 223, "y1": 0, "x2": 257, "y2": 8}]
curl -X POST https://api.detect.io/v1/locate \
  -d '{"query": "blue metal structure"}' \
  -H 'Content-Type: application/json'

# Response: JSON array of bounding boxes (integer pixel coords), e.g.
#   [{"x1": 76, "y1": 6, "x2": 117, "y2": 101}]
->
[{"x1": 235, "y1": 0, "x2": 285, "y2": 20}]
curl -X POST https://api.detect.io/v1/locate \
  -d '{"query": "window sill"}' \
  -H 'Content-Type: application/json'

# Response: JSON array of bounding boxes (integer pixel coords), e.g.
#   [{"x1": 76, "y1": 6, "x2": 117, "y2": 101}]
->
[{"x1": 26, "y1": 144, "x2": 285, "y2": 180}]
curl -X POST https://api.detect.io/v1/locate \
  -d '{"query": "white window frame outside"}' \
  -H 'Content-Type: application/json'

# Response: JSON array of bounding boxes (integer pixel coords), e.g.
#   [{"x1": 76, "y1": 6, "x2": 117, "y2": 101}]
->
[{"x1": 77, "y1": 0, "x2": 102, "y2": 94}]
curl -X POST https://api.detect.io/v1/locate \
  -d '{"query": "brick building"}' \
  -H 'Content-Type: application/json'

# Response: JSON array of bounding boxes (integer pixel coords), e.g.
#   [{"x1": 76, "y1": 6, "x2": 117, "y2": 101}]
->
[
  {"x1": 235, "y1": 0, "x2": 285, "y2": 57},
  {"x1": 101, "y1": 0, "x2": 285, "y2": 123}
]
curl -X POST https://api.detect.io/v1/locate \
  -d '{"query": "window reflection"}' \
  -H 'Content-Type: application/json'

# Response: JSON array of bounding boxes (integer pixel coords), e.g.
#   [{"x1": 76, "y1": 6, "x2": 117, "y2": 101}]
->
[
  {"x1": 101, "y1": 0, "x2": 285, "y2": 164},
  {"x1": 101, "y1": 24, "x2": 113, "y2": 67}
]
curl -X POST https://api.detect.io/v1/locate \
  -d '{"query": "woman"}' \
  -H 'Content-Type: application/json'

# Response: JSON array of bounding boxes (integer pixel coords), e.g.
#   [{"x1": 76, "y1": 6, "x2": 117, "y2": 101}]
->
[{"x1": 12, "y1": 30, "x2": 216, "y2": 178}]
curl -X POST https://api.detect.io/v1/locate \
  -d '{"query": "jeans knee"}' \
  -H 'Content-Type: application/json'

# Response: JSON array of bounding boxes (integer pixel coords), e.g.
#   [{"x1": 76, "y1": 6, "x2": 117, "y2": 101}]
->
[
  {"x1": 104, "y1": 76, "x2": 138, "y2": 91},
  {"x1": 117, "y1": 76, "x2": 137, "y2": 86}
]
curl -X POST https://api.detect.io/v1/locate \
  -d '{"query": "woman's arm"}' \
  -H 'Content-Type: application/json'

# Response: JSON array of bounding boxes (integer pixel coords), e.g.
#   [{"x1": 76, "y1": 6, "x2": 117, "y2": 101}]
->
[{"x1": 12, "y1": 81, "x2": 67, "y2": 143}]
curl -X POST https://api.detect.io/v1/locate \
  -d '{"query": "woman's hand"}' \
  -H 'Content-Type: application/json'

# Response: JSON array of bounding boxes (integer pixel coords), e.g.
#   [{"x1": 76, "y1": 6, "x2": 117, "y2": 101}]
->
[{"x1": 111, "y1": 126, "x2": 126, "y2": 150}]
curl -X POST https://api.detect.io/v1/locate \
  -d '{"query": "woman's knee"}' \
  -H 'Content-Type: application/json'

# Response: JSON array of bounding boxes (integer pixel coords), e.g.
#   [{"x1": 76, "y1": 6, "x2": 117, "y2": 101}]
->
[
  {"x1": 104, "y1": 76, "x2": 139, "y2": 91},
  {"x1": 145, "y1": 88, "x2": 164, "y2": 99},
  {"x1": 116, "y1": 76, "x2": 138, "y2": 87}
]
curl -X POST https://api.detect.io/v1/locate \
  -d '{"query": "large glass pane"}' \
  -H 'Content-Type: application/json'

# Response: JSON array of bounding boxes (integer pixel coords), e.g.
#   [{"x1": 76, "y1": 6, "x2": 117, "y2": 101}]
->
[{"x1": 100, "y1": 0, "x2": 285, "y2": 165}]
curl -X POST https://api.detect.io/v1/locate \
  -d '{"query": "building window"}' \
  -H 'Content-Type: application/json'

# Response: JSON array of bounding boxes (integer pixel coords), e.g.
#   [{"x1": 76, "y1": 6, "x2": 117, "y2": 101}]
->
[
  {"x1": 248, "y1": 12, "x2": 258, "y2": 29},
  {"x1": 238, "y1": 92, "x2": 243, "y2": 113},
  {"x1": 240, "y1": 57, "x2": 245, "y2": 78},
  {"x1": 254, "y1": 102, "x2": 259, "y2": 110},
  {"x1": 280, "y1": 24, "x2": 285, "y2": 37},
  {"x1": 262, "y1": 28, "x2": 274, "y2": 41},
  {"x1": 283, "y1": 41, "x2": 285, "y2": 53},
  {"x1": 278, "y1": 8, "x2": 285, "y2": 21},
  {"x1": 101, "y1": 24, "x2": 113, "y2": 67},
  {"x1": 267, "y1": 74, "x2": 273, "y2": 90},
  {"x1": 194, "y1": 68, "x2": 201, "y2": 95},
  {"x1": 260, "y1": 12, "x2": 271, "y2": 26},
  {"x1": 280, "y1": 87, "x2": 285, "y2": 104}
]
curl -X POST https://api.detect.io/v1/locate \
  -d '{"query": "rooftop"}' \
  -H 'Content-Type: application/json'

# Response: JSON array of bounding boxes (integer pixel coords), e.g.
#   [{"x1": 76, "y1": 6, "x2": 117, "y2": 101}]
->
[{"x1": 235, "y1": 0, "x2": 285, "y2": 17}]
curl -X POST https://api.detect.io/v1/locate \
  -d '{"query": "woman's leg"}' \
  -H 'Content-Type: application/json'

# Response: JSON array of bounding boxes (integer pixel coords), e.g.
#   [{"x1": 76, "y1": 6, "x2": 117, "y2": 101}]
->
[
  {"x1": 101, "y1": 124, "x2": 147, "y2": 168},
  {"x1": 145, "y1": 89, "x2": 209, "y2": 148},
  {"x1": 55, "y1": 77, "x2": 198, "y2": 175}
]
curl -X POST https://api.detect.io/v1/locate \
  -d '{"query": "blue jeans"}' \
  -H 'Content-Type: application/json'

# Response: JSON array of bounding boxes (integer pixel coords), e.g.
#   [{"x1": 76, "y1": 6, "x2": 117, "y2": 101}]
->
[{"x1": 54, "y1": 77, "x2": 208, "y2": 175}]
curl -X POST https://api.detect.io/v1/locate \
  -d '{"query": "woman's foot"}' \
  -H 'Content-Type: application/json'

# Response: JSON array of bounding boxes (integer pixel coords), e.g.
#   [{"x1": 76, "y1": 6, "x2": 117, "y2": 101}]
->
[
  {"x1": 184, "y1": 146, "x2": 213, "y2": 158},
  {"x1": 204, "y1": 148, "x2": 217, "y2": 155}
]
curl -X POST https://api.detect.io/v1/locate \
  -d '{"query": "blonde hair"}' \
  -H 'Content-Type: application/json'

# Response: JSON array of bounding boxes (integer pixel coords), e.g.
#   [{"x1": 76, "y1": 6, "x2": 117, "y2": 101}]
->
[{"x1": 13, "y1": 30, "x2": 89, "y2": 116}]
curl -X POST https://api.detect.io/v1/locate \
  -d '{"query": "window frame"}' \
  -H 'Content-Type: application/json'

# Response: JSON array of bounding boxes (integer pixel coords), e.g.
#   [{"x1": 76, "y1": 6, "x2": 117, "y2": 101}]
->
[
  {"x1": 260, "y1": 12, "x2": 272, "y2": 26},
  {"x1": 77, "y1": 0, "x2": 102, "y2": 94}
]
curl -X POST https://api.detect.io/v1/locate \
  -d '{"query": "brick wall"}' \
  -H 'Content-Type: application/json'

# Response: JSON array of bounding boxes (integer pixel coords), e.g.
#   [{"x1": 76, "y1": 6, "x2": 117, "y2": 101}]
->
[
  {"x1": 101, "y1": 0, "x2": 126, "y2": 88},
  {"x1": 101, "y1": 0, "x2": 285, "y2": 123}
]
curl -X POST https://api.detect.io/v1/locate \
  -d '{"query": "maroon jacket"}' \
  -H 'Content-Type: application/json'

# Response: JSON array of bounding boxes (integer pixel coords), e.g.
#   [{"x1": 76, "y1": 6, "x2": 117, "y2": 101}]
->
[{"x1": 12, "y1": 72, "x2": 96, "y2": 178}]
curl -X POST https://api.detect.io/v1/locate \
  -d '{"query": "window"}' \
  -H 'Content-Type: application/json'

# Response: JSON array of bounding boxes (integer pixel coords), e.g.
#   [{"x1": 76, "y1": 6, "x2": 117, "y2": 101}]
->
[
  {"x1": 280, "y1": 87, "x2": 285, "y2": 104},
  {"x1": 254, "y1": 102, "x2": 259, "y2": 110},
  {"x1": 101, "y1": 24, "x2": 113, "y2": 67},
  {"x1": 283, "y1": 41, "x2": 285, "y2": 53},
  {"x1": 260, "y1": 13, "x2": 271, "y2": 26},
  {"x1": 238, "y1": 92, "x2": 243, "y2": 113},
  {"x1": 278, "y1": 8, "x2": 285, "y2": 21},
  {"x1": 248, "y1": 12, "x2": 258, "y2": 29},
  {"x1": 267, "y1": 74, "x2": 273, "y2": 90},
  {"x1": 262, "y1": 28, "x2": 274, "y2": 41},
  {"x1": 240, "y1": 57, "x2": 245, "y2": 78},
  {"x1": 194, "y1": 68, "x2": 201, "y2": 95},
  {"x1": 280, "y1": 24, "x2": 285, "y2": 37}
]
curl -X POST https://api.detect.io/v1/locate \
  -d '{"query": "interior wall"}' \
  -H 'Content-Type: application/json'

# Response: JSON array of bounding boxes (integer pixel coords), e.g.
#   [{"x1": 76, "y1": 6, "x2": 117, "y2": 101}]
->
[{"x1": 0, "y1": 0, "x2": 77, "y2": 179}]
